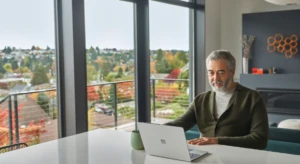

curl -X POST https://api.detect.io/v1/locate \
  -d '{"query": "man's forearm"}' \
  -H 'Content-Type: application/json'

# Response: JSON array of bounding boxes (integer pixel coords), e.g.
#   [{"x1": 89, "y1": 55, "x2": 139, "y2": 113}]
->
[{"x1": 217, "y1": 132, "x2": 268, "y2": 149}]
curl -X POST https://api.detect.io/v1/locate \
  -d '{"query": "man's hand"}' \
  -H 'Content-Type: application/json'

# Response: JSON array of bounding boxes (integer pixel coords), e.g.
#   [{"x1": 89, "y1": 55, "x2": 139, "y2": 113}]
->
[{"x1": 188, "y1": 137, "x2": 218, "y2": 145}]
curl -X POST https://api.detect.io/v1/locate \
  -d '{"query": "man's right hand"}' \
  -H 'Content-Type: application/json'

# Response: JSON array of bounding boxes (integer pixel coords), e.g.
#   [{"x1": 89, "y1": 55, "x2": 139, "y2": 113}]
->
[{"x1": 188, "y1": 137, "x2": 218, "y2": 145}]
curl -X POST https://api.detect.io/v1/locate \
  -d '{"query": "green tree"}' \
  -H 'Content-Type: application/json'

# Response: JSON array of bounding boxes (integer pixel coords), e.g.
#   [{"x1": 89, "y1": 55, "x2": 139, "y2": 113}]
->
[
  {"x1": 46, "y1": 46, "x2": 50, "y2": 51},
  {"x1": 30, "y1": 64, "x2": 49, "y2": 85},
  {"x1": 95, "y1": 46, "x2": 100, "y2": 55},
  {"x1": 3, "y1": 63, "x2": 12, "y2": 73},
  {"x1": 156, "y1": 58, "x2": 173, "y2": 73},
  {"x1": 177, "y1": 70, "x2": 189, "y2": 91},
  {"x1": 86, "y1": 64, "x2": 98, "y2": 84},
  {"x1": 5, "y1": 47, "x2": 12, "y2": 54},
  {"x1": 23, "y1": 56, "x2": 31, "y2": 68},
  {"x1": 88, "y1": 46, "x2": 97, "y2": 60},
  {"x1": 156, "y1": 49, "x2": 164, "y2": 61},
  {"x1": 105, "y1": 72, "x2": 115, "y2": 82},
  {"x1": 125, "y1": 67, "x2": 129, "y2": 72},
  {"x1": 31, "y1": 45, "x2": 36, "y2": 50},
  {"x1": 10, "y1": 60, "x2": 19, "y2": 70},
  {"x1": 175, "y1": 51, "x2": 188, "y2": 64},
  {"x1": 100, "y1": 62, "x2": 112, "y2": 78},
  {"x1": 155, "y1": 49, "x2": 171, "y2": 73},
  {"x1": 88, "y1": 46, "x2": 96, "y2": 54},
  {"x1": 0, "y1": 58, "x2": 6, "y2": 74},
  {"x1": 116, "y1": 67, "x2": 123, "y2": 78},
  {"x1": 37, "y1": 92, "x2": 50, "y2": 114},
  {"x1": 0, "y1": 73, "x2": 4, "y2": 79}
]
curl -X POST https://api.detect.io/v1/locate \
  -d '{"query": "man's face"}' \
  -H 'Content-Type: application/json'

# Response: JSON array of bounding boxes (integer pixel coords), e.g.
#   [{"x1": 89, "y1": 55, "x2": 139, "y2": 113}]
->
[{"x1": 207, "y1": 59, "x2": 235, "y2": 92}]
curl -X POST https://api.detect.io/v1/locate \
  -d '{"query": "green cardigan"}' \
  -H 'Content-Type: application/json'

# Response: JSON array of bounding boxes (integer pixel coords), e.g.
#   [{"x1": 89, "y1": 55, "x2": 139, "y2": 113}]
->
[{"x1": 165, "y1": 83, "x2": 269, "y2": 150}]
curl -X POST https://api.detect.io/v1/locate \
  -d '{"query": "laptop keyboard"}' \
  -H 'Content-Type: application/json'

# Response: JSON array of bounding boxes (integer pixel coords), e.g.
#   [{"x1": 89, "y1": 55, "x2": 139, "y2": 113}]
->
[{"x1": 190, "y1": 153, "x2": 197, "y2": 158}]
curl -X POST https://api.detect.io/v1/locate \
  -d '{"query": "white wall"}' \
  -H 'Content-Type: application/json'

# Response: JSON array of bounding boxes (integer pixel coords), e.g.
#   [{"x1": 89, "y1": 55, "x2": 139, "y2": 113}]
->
[
  {"x1": 205, "y1": 0, "x2": 221, "y2": 91},
  {"x1": 204, "y1": 0, "x2": 300, "y2": 90}
]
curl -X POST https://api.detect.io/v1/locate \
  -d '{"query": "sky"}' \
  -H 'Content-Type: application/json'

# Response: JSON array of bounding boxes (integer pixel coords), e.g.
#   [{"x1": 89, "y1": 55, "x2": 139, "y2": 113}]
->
[{"x1": 0, "y1": 0, "x2": 189, "y2": 50}]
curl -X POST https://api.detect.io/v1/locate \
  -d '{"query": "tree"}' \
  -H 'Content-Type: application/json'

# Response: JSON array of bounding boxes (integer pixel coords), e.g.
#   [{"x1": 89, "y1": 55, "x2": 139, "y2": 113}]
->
[
  {"x1": 100, "y1": 62, "x2": 112, "y2": 78},
  {"x1": 87, "y1": 86, "x2": 100, "y2": 101},
  {"x1": 125, "y1": 67, "x2": 129, "y2": 72},
  {"x1": 22, "y1": 56, "x2": 31, "y2": 68},
  {"x1": 86, "y1": 64, "x2": 97, "y2": 84},
  {"x1": 10, "y1": 60, "x2": 19, "y2": 70},
  {"x1": 5, "y1": 47, "x2": 12, "y2": 54},
  {"x1": 88, "y1": 46, "x2": 96, "y2": 54},
  {"x1": 177, "y1": 70, "x2": 189, "y2": 91},
  {"x1": 46, "y1": 46, "x2": 50, "y2": 51},
  {"x1": 30, "y1": 64, "x2": 49, "y2": 86},
  {"x1": 156, "y1": 49, "x2": 164, "y2": 61},
  {"x1": 175, "y1": 51, "x2": 188, "y2": 64},
  {"x1": 95, "y1": 46, "x2": 100, "y2": 55},
  {"x1": 37, "y1": 92, "x2": 50, "y2": 114},
  {"x1": 22, "y1": 67, "x2": 30, "y2": 73},
  {"x1": 117, "y1": 67, "x2": 123, "y2": 78},
  {"x1": 3, "y1": 63, "x2": 12, "y2": 73},
  {"x1": 156, "y1": 58, "x2": 173, "y2": 73},
  {"x1": 0, "y1": 58, "x2": 6, "y2": 74},
  {"x1": 31, "y1": 45, "x2": 36, "y2": 50},
  {"x1": 164, "y1": 69, "x2": 181, "y2": 84},
  {"x1": 36, "y1": 46, "x2": 41, "y2": 51}
]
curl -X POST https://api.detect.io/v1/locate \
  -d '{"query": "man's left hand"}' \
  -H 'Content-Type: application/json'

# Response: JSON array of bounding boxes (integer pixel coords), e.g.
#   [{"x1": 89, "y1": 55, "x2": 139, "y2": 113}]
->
[{"x1": 188, "y1": 137, "x2": 218, "y2": 145}]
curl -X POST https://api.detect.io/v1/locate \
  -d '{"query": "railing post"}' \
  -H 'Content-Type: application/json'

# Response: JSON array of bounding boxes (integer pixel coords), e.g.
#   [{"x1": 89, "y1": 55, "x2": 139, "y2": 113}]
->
[
  {"x1": 13, "y1": 95, "x2": 20, "y2": 144},
  {"x1": 113, "y1": 83, "x2": 118, "y2": 130},
  {"x1": 8, "y1": 95, "x2": 13, "y2": 145},
  {"x1": 152, "y1": 79, "x2": 156, "y2": 118}
]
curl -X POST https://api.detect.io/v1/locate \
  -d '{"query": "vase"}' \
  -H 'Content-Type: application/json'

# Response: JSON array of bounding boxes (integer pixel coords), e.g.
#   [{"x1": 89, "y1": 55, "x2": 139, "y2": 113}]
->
[
  {"x1": 131, "y1": 130, "x2": 144, "y2": 150},
  {"x1": 243, "y1": 57, "x2": 248, "y2": 74}
]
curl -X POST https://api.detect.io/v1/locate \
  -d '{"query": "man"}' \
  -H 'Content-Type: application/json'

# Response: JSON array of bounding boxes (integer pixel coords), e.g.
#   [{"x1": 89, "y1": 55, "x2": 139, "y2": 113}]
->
[{"x1": 165, "y1": 50, "x2": 269, "y2": 150}]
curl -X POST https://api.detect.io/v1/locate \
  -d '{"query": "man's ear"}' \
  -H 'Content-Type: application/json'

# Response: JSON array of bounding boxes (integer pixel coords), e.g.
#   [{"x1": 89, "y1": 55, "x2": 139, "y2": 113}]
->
[{"x1": 231, "y1": 69, "x2": 235, "y2": 77}]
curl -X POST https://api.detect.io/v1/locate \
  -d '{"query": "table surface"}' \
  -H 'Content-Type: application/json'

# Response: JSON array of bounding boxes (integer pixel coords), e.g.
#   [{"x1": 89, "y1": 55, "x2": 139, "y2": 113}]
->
[{"x1": 0, "y1": 129, "x2": 299, "y2": 164}]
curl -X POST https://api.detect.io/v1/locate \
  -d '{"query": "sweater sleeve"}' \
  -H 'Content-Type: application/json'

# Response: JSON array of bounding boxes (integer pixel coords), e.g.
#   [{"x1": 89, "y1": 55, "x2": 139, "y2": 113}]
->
[
  {"x1": 217, "y1": 97, "x2": 269, "y2": 150},
  {"x1": 164, "y1": 100, "x2": 197, "y2": 131}
]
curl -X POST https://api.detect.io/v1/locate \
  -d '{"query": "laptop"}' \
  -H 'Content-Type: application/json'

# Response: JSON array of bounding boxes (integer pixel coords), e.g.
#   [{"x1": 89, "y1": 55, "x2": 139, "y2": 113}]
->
[{"x1": 137, "y1": 122, "x2": 209, "y2": 162}]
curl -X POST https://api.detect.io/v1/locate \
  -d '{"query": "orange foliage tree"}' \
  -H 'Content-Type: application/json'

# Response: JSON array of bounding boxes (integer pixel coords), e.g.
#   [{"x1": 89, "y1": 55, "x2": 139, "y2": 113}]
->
[
  {"x1": 155, "y1": 87, "x2": 180, "y2": 103},
  {"x1": 87, "y1": 86, "x2": 100, "y2": 101},
  {"x1": 0, "y1": 104, "x2": 46, "y2": 146}
]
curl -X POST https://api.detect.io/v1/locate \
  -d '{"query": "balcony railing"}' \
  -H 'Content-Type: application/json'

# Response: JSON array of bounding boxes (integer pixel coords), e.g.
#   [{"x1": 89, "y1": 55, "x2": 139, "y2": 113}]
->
[{"x1": 0, "y1": 78, "x2": 189, "y2": 149}]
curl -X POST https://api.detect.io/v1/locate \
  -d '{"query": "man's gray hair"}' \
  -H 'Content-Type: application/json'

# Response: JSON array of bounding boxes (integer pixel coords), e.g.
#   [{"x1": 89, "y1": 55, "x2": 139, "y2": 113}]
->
[{"x1": 206, "y1": 50, "x2": 236, "y2": 72}]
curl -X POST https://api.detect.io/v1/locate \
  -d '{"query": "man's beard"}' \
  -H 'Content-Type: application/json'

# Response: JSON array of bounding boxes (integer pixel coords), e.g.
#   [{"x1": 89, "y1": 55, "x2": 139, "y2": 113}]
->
[{"x1": 210, "y1": 78, "x2": 232, "y2": 92}]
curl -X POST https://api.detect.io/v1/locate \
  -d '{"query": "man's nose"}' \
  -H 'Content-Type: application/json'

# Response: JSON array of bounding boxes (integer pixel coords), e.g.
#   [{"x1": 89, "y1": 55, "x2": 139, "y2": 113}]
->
[{"x1": 213, "y1": 73, "x2": 219, "y2": 80}]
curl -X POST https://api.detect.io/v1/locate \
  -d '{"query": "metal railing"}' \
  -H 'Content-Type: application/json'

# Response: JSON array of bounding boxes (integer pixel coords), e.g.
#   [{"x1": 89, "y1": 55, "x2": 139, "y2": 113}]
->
[{"x1": 0, "y1": 78, "x2": 189, "y2": 147}]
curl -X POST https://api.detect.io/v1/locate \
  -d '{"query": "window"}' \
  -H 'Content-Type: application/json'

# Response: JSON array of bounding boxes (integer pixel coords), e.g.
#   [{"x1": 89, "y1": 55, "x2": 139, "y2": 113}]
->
[
  {"x1": 0, "y1": 0, "x2": 58, "y2": 149},
  {"x1": 85, "y1": 0, "x2": 135, "y2": 131},
  {"x1": 149, "y1": 1, "x2": 190, "y2": 124}
]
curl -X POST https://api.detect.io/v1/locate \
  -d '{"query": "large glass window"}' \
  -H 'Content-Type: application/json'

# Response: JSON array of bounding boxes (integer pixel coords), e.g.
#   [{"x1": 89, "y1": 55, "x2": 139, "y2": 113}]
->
[
  {"x1": 149, "y1": 1, "x2": 190, "y2": 124},
  {"x1": 0, "y1": 0, "x2": 57, "y2": 150},
  {"x1": 85, "y1": 0, "x2": 135, "y2": 131}
]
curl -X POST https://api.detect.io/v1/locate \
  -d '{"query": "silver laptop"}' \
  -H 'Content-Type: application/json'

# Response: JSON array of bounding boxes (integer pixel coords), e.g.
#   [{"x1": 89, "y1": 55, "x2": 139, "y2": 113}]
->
[{"x1": 137, "y1": 122, "x2": 209, "y2": 162}]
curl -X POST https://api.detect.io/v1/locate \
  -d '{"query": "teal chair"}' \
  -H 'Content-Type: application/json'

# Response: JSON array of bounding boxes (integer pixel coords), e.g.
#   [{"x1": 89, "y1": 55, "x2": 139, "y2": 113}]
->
[
  {"x1": 266, "y1": 127, "x2": 300, "y2": 155},
  {"x1": 185, "y1": 125, "x2": 200, "y2": 140},
  {"x1": 185, "y1": 125, "x2": 300, "y2": 155}
]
